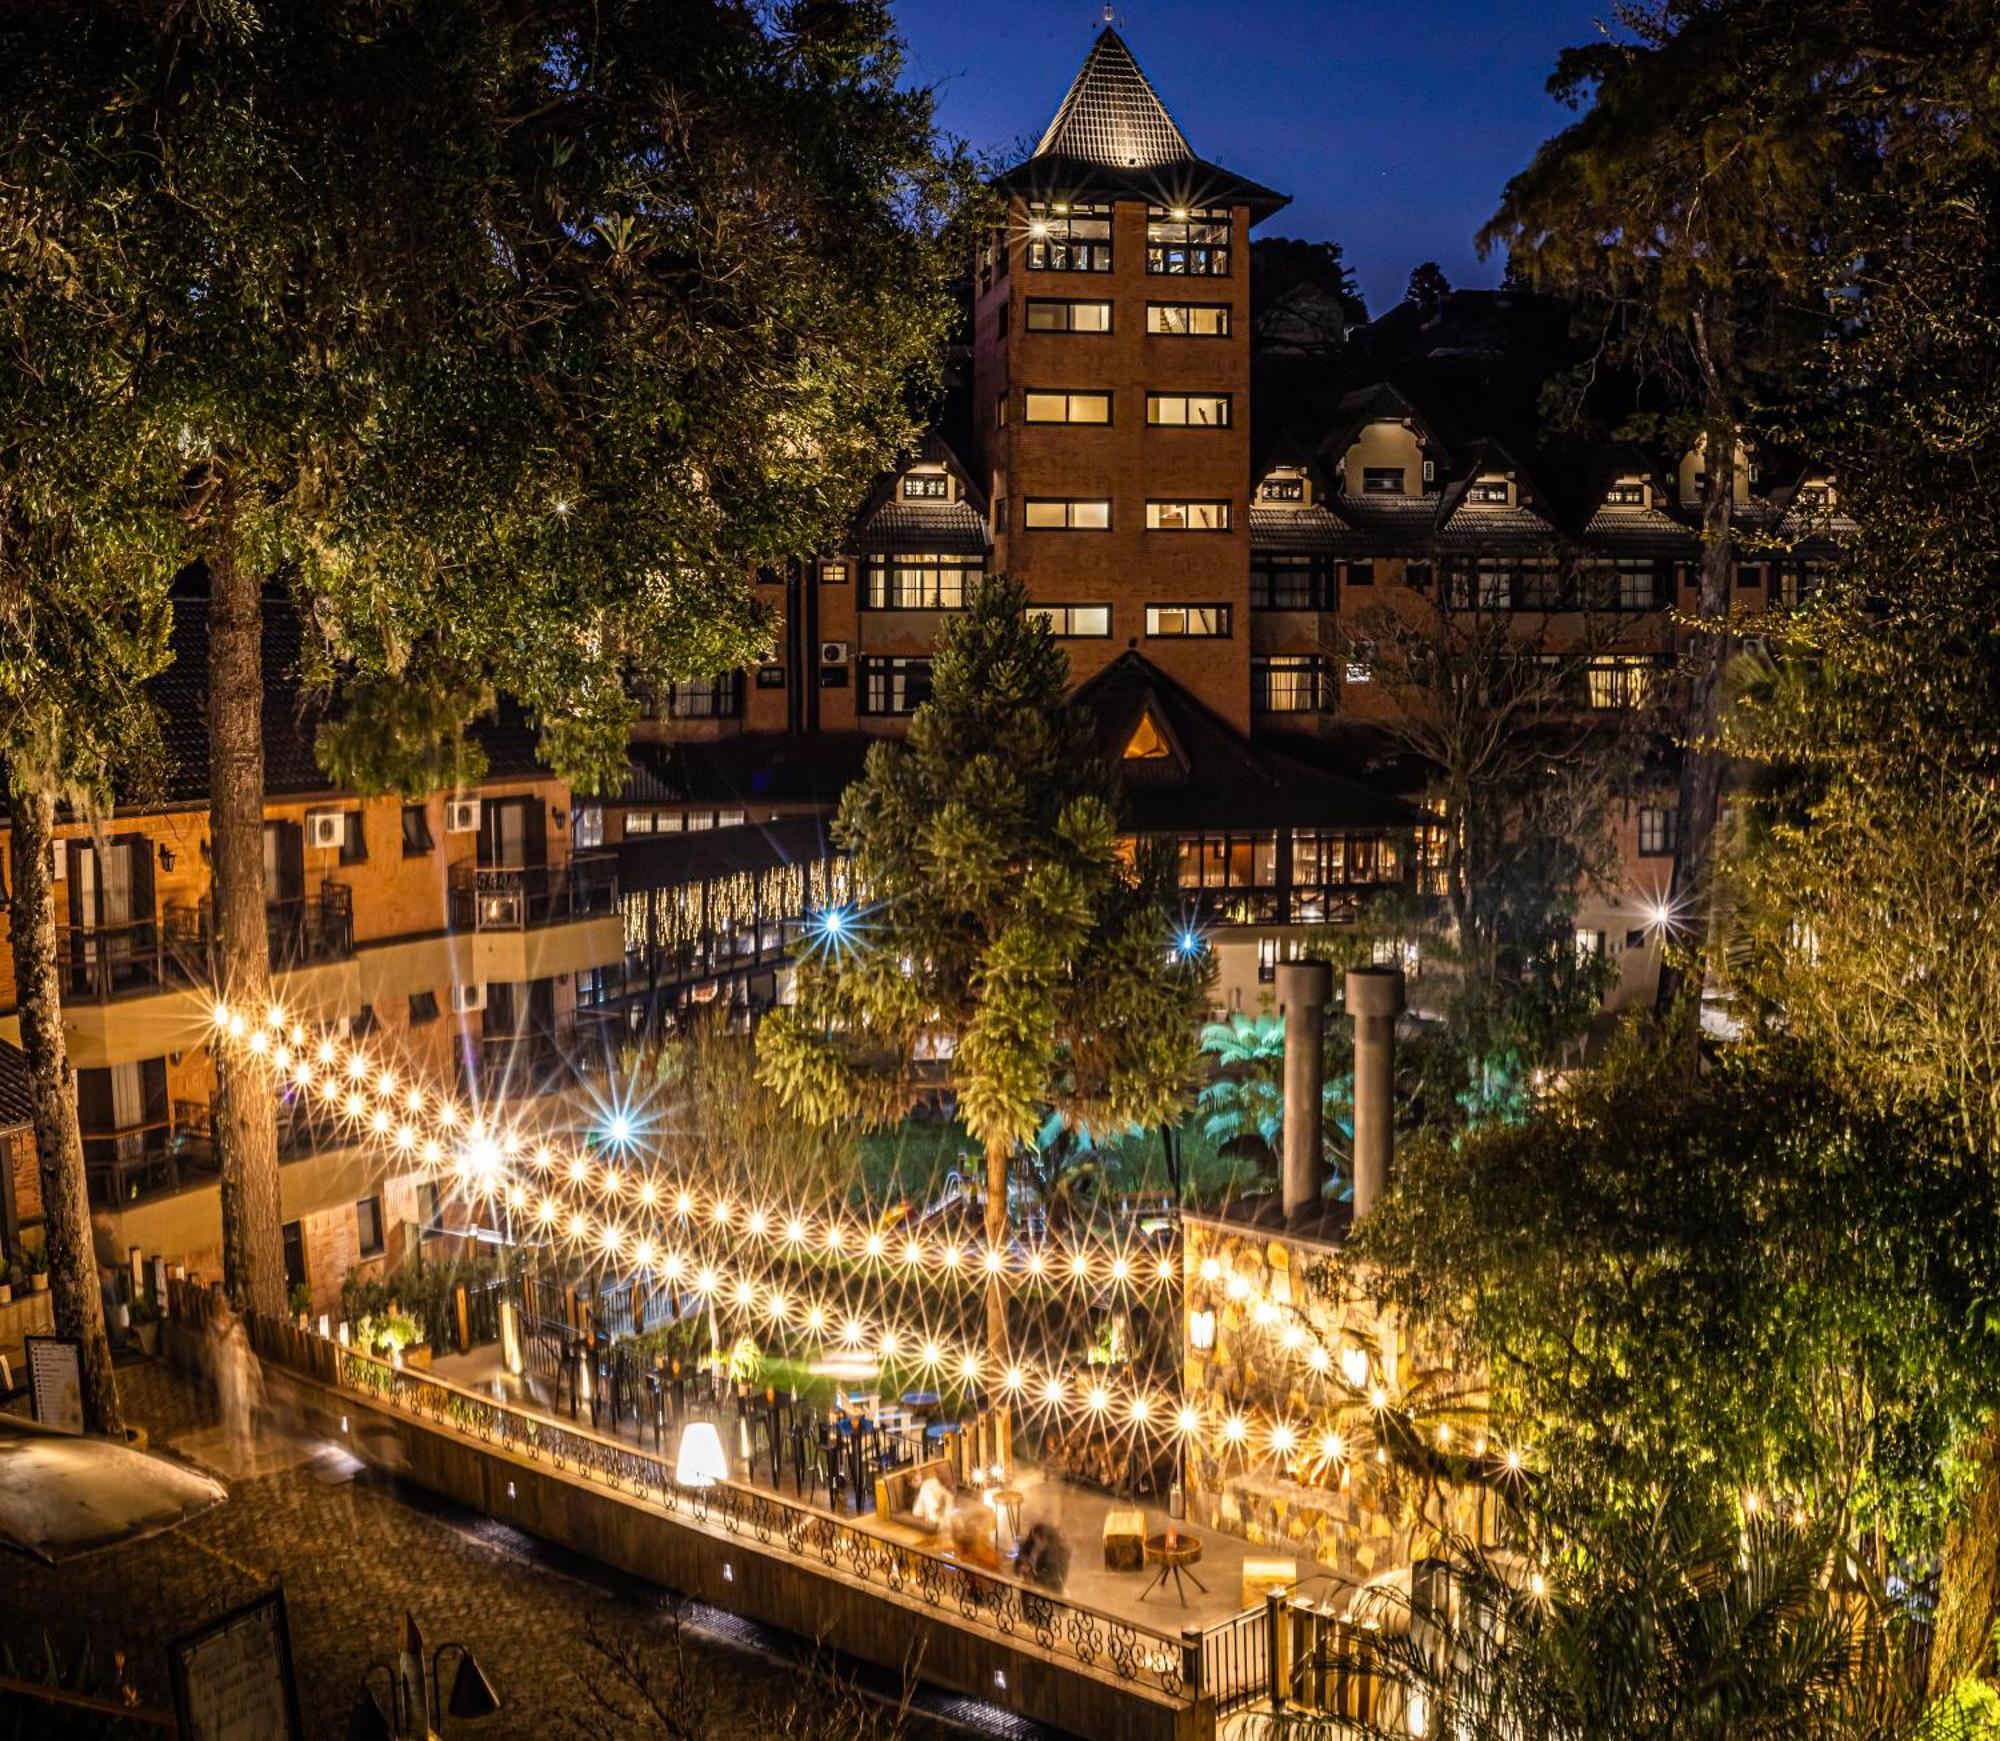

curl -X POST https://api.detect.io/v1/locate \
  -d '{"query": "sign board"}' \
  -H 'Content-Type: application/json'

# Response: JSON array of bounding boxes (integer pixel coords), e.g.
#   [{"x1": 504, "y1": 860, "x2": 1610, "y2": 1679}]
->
[
  {"x1": 170, "y1": 1589, "x2": 303, "y2": 1741},
  {"x1": 25, "y1": 1334, "x2": 84, "y2": 1435}
]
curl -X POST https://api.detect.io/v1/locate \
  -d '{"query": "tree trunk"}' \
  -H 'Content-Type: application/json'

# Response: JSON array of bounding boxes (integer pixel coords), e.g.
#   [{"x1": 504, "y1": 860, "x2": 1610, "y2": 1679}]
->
[
  {"x1": 207, "y1": 528, "x2": 285, "y2": 1317},
  {"x1": 1654, "y1": 411, "x2": 1736, "y2": 1045},
  {"x1": 984, "y1": 1133, "x2": 1009, "y2": 1370},
  {"x1": 1931, "y1": 1411, "x2": 2000, "y2": 1698},
  {"x1": 7, "y1": 783, "x2": 122, "y2": 1436}
]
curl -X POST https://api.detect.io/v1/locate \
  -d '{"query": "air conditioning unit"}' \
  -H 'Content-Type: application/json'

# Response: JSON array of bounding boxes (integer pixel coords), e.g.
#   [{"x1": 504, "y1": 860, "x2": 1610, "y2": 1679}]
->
[
  {"x1": 445, "y1": 796, "x2": 481, "y2": 834},
  {"x1": 819, "y1": 641, "x2": 850, "y2": 666},
  {"x1": 306, "y1": 809, "x2": 346, "y2": 851},
  {"x1": 452, "y1": 983, "x2": 486, "y2": 1014}
]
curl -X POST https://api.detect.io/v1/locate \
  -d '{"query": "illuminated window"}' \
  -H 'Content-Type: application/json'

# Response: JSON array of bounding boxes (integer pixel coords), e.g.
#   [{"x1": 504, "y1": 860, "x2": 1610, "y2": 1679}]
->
[
  {"x1": 1638, "y1": 806, "x2": 1677, "y2": 856},
  {"x1": 1467, "y1": 479, "x2": 1511, "y2": 504},
  {"x1": 1587, "y1": 657, "x2": 1660, "y2": 710},
  {"x1": 1146, "y1": 500, "x2": 1231, "y2": 532},
  {"x1": 1259, "y1": 476, "x2": 1305, "y2": 502},
  {"x1": 1032, "y1": 604, "x2": 1112, "y2": 638},
  {"x1": 1024, "y1": 390, "x2": 1112, "y2": 424},
  {"x1": 1147, "y1": 301, "x2": 1230, "y2": 336},
  {"x1": 1027, "y1": 202, "x2": 1112, "y2": 273},
  {"x1": 863, "y1": 552, "x2": 981, "y2": 609},
  {"x1": 859, "y1": 657, "x2": 933, "y2": 716},
  {"x1": 1252, "y1": 656, "x2": 1333, "y2": 713},
  {"x1": 1146, "y1": 206, "x2": 1231, "y2": 276},
  {"x1": 1026, "y1": 298, "x2": 1112, "y2": 333},
  {"x1": 1146, "y1": 393, "x2": 1231, "y2": 428},
  {"x1": 664, "y1": 676, "x2": 742, "y2": 719},
  {"x1": 1024, "y1": 498, "x2": 1110, "y2": 530},
  {"x1": 1604, "y1": 481, "x2": 1648, "y2": 506},
  {"x1": 1123, "y1": 712, "x2": 1173, "y2": 760},
  {"x1": 901, "y1": 474, "x2": 949, "y2": 499},
  {"x1": 1145, "y1": 604, "x2": 1231, "y2": 637}
]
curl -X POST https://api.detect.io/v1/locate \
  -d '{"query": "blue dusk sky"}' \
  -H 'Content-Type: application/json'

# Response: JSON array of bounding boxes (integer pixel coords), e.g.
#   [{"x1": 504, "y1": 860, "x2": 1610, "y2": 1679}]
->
[{"x1": 892, "y1": 0, "x2": 1615, "y2": 316}]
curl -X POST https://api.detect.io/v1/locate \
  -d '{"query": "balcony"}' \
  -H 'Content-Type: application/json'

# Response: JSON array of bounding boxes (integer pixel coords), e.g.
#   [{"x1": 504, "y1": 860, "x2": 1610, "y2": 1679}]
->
[
  {"x1": 57, "y1": 918, "x2": 182, "y2": 1003},
  {"x1": 448, "y1": 855, "x2": 617, "y2": 932},
  {"x1": 83, "y1": 1099, "x2": 217, "y2": 1207},
  {"x1": 159, "y1": 882, "x2": 355, "y2": 978}
]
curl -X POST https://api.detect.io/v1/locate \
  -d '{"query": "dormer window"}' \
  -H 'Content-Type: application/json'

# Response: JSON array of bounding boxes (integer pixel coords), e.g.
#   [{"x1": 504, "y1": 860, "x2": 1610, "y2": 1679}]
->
[
  {"x1": 1797, "y1": 482, "x2": 1833, "y2": 509},
  {"x1": 1260, "y1": 476, "x2": 1305, "y2": 503},
  {"x1": 1468, "y1": 479, "x2": 1511, "y2": 505},
  {"x1": 902, "y1": 474, "x2": 949, "y2": 500},
  {"x1": 1604, "y1": 481, "x2": 1648, "y2": 507}
]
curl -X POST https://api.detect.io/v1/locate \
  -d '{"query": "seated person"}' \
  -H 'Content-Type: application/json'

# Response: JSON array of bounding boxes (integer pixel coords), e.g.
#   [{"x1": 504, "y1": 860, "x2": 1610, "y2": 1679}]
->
[
  {"x1": 912, "y1": 1474, "x2": 953, "y2": 1529},
  {"x1": 950, "y1": 1499, "x2": 998, "y2": 1568}
]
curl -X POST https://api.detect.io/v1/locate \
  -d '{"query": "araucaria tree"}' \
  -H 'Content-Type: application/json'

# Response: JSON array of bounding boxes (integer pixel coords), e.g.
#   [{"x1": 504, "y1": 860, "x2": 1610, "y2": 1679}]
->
[{"x1": 759, "y1": 577, "x2": 1208, "y2": 1360}]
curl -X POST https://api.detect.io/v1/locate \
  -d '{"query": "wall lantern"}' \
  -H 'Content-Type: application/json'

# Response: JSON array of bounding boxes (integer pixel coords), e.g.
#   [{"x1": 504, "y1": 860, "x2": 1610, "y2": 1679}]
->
[
  {"x1": 158, "y1": 843, "x2": 176, "y2": 872},
  {"x1": 1189, "y1": 1308, "x2": 1217, "y2": 1353},
  {"x1": 675, "y1": 1421, "x2": 729, "y2": 1488}
]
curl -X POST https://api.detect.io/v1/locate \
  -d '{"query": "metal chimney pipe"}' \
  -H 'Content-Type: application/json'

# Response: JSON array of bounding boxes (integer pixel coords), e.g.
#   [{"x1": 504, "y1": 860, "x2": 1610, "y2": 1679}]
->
[
  {"x1": 1347, "y1": 966, "x2": 1406, "y2": 1221},
  {"x1": 1275, "y1": 960, "x2": 1333, "y2": 1219}
]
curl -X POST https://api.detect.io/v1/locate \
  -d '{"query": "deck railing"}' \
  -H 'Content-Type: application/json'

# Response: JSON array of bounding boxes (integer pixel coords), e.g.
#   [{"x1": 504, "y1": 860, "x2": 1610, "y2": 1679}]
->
[{"x1": 170, "y1": 1282, "x2": 1217, "y2": 1706}]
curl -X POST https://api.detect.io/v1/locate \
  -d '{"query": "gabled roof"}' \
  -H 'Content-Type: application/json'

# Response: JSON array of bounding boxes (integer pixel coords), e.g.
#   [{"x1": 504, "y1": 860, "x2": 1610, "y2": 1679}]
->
[
  {"x1": 1432, "y1": 438, "x2": 1565, "y2": 550},
  {"x1": 619, "y1": 733, "x2": 873, "y2": 812},
  {"x1": 849, "y1": 433, "x2": 991, "y2": 557},
  {"x1": 1073, "y1": 653, "x2": 1422, "y2": 834},
  {"x1": 993, "y1": 29, "x2": 1288, "y2": 222}
]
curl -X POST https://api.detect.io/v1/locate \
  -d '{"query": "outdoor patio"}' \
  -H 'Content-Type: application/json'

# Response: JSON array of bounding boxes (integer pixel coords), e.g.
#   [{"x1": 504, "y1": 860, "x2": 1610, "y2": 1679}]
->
[{"x1": 429, "y1": 1341, "x2": 1300, "y2": 1636}]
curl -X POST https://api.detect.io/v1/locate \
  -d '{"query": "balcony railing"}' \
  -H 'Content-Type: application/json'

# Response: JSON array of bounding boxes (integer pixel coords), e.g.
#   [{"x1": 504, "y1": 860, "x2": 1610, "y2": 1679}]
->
[
  {"x1": 447, "y1": 854, "x2": 617, "y2": 932},
  {"x1": 57, "y1": 917, "x2": 178, "y2": 1002}
]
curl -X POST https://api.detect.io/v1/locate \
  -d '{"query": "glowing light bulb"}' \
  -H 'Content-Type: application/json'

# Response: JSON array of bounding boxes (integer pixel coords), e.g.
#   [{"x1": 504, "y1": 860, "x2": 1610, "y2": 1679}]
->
[
  {"x1": 1026, "y1": 1251, "x2": 1046, "y2": 1278},
  {"x1": 1003, "y1": 1366, "x2": 1027, "y2": 1393},
  {"x1": 273, "y1": 1045, "x2": 292, "y2": 1071},
  {"x1": 1319, "y1": 1431, "x2": 1346, "y2": 1463},
  {"x1": 1068, "y1": 1253, "x2": 1090, "y2": 1281},
  {"x1": 537, "y1": 1198, "x2": 557, "y2": 1225},
  {"x1": 507, "y1": 1184, "x2": 526, "y2": 1211},
  {"x1": 639, "y1": 1180, "x2": 658, "y2": 1209},
  {"x1": 711, "y1": 1200, "x2": 733, "y2": 1227},
  {"x1": 958, "y1": 1354, "x2": 981, "y2": 1384},
  {"x1": 1340, "y1": 1346, "x2": 1370, "y2": 1389},
  {"x1": 265, "y1": 1004, "x2": 285, "y2": 1030},
  {"x1": 1225, "y1": 1274, "x2": 1250, "y2": 1301},
  {"x1": 1253, "y1": 1301, "x2": 1279, "y2": 1327},
  {"x1": 599, "y1": 1221, "x2": 624, "y2": 1254},
  {"x1": 1041, "y1": 1378, "x2": 1065, "y2": 1407},
  {"x1": 921, "y1": 1339, "x2": 943, "y2": 1366},
  {"x1": 1176, "y1": 1406, "x2": 1201, "y2": 1436},
  {"x1": 1129, "y1": 1396, "x2": 1152, "y2": 1424},
  {"x1": 316, "y1": 1039, "x2": 335, "y2": 1066},
  {"x1": 842, "y1": 1318, "x2": 865, "y2": 1348},
  {"x1": 663, "y1": 1252, "x2": 686, "y2": 1281},
  {"x1": 421, "y1": 1138, "x2": 443, "y2": 1166},
  {"x1": 406, "y1": 1087, "x2": 425, "y2": 1115},
  {"x1": 675, "y1": 1191, "x2": 695, "y2": 1218},
  {"x1": 1505, "y1": 1447, "x2": 1524, "y2": 1472},
  {"x1": 805, "y1": 1306, "x2": 826, "y2": 1335},
  {"x1": 766, "y1": 1293, "x2": 789, "y2": 1322},
  {"x1": 784, "y1": 1217, "x2": 807, "y2": 1246},
  {"x1": 1155, "y1": 1257, "x2": 1175, "y2": 1283},
  {"x1": 1111, "y1": 1257, "x2": 1130, "y2": 1283},
  {"x1": 1270, "y1": 1423, "x2": 1297, "y2": 1456},
  {"x1": 1529, "y1": 1571, "x2": 1547, "y2": 1600},
  {"x1": 982, "y1": 1248, "x2": 1004, "y2": 1275},
  {"x1": 346, "y1": 1052, "x2": 368, "y2": 1081},
  {"x1": 605, "y1": 1111, "x2": 633, "y2": 1146},
  {"x1": 394, "y1": 1124, "x2": 415, "y2": 1151},
  {"x1": 343, "y1": 1091, "x2": 365, "y2": 1119},
  {"x1": 600, "y1": 1166, "x2": 622, "y2": 1196},
  {"x1": 1087, "y1": 1385, "x2": 1110, "y2": 1413},
  {"x1": 941, "y1": 1244, "x2": 962, "y2": 1271},
  {"x1": 695, "y1": 1268, "x2": 718, "y2": 1296},
  {"x1": 879, "y1": 1330, "x2": 901, "y2": 1358},
  {"x1": 248, "y1": 1029, "x2": 269, "y2": 1056},
  {"x1": 1281, "y1": 1324, "x2": 1306, "y2": 1352},
  {"x1": 1368, "y1": 1384, "x2": 1388, "y2": 1410},
  {"x1": 634, "y1": 1238, "x2": 656, "y2": 1268},
  {"x1": 864, "y1": 1232, "x2": 885, "y2": 1259},
  {"x1": 375, "y1": 1070, "x2": 396, "y2": 1097},
  {"x1": 567, "y1": 1156, "x2": 589, "y2": 1186},
  {"x1": 1199, "y1": 1258, "x2": 1221, "y2": 1283},
  {"x1": 1222, "y1": 1414, "x2": 1248, "y2": 1445},
  {"x1": 824, "y1": 1224, "x2": 846, "y2": 1251},
  {"x1": 293, "y1": 1063, "x2": 314, "y2": 1090},
  {"x1": 901, "y1": 1239, "x2": 923, "y2": 1267},
  {"x1": 211, "y1": 1001, "x2": 231, "y2": 1027},
  {"x1": 566, "y1": 1213, "x2": 587, "y2": 1240},
  {"x1": 731, "y1": 1279, "x2": 755, "y2": 1309},
  {"x1": 746, "y1": 1209, "x2": 768, "y2": 1237},
  {"x1": 369, "y1": 1109, "x2": 389, "y2": 1135}
]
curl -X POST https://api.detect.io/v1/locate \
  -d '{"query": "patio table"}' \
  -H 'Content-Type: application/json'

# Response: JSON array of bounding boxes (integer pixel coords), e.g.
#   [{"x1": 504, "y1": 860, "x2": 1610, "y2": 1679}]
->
[{"x1": 1141, "y1": 1530, "x2": 1208, "y2": 1608}]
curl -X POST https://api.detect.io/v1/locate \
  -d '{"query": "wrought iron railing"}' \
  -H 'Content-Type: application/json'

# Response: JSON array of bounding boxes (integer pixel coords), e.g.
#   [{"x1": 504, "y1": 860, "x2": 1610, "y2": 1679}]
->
[
  {"x1": 447, "y1": 855, "x2": 617, "y2": 932},
  {"x1": 200, "y1": 1291, "x2": 1204, "y2": 1705}
]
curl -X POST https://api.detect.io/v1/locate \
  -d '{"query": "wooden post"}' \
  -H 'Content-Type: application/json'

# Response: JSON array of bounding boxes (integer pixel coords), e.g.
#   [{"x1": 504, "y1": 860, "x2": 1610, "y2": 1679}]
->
[
  {"x1": 1266, "y1": 1588, "x2": 1286, "y2": 1713},
  {"x1": 452, "y1": 1284, "x2": 469, "y2": 1353}
]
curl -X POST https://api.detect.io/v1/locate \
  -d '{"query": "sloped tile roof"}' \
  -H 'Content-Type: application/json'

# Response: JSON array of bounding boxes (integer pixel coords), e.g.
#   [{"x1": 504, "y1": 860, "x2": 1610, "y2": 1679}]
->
[
  {"x1": 1250, "y1": 507, "x2": 1354, "y2": 552},
  {"x1": 852, "y1": 502, "x2": 990, "y2": 556}
]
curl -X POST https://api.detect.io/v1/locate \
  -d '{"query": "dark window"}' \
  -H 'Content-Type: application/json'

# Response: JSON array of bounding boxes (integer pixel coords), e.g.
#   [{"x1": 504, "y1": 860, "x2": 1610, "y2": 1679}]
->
[
  {"x1": 1253, "y1": 656, "x2": 1334, "y2": 713},
  {"x1": 663, "y1": 675, "x2": 743, "y2": 719},
  {"x1": 356, "y1": 1195, "x2": 385, "y2": 1258},
  {"x1": 1361, "y1": 467, "x2": 1405, "y2": 496},
  {"x1": 282, "y1": 1221, "x2": 306, "y2": 1294},
  {"x1": 902, "y1": 474, "x2": 949, "y2": 499},
  {"x1": 351, "y1": 1004, "x2": 377, "y2": 1038},
  {"x1": 1737, "y1": 561, "x2": 1766, "y2": 589},
  {"x1": 862, "y1": 552, "x2": 982, "y2": 609},
  {"x1": 859, "y1": 657, "x2": 933, "y2": 716},
  {"x1": 1638, "y1": 806, "x2": 1677, "y2": 856},
  {"x1": 338, "y1": 812, "x2": 368, "y2": 866},
  {"x1": 418, "y1": 1181, "x2": 443, "y2": 1234},
  {"x1": 1026, "y1": 202, "x2": 1112, "y2": 273},
  {"x1": 1025, "y1": 298, "x2": 1112, "y2": 333},
  {"x1": 756, "y1": 665, "x2": 787, "y2": 689},
  {"x1": 1146, "y1": 206, "x2": 1231, "y2": 276},
  {"x1": 1345, "y1": 559, "x2": 1375, "y2": 588},
  {"x1": 408, "y1": 989, "x2": 440, "y2": 1025},
  {"x1": 401, "y1": 805, "x2": 434, "y2": 857},
  {"x1": 1251, "y1": 553, "x2": 1333, "y2": 610},
  {"x1": 1407, "y1": 561, "x2": 1434, "y2": 590}
]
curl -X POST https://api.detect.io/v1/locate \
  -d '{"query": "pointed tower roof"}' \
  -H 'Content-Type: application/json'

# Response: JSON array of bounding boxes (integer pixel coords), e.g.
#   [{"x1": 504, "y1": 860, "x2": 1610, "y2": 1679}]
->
[
  {"x1": 994, "y1": 29, "x2": 1288, "y2": 222},
  {"x1": 1034, "y1": 29, "x2": 1192, "y2": 170}
]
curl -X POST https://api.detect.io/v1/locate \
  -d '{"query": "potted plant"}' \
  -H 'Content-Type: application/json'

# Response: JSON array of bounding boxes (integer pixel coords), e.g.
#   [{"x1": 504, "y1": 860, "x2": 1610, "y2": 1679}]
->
[
  {"x1": 26, "y1": 1245, "x2": 49, "y2": 1293},
  {"x1": 356, "y1": 1307, "x2": 429, "y2": 1369},
  {"x1": 288, "y1": 1280, "x2": 311, "y2": 1324},
  {"x1": 128, "y1": 1292, "x2": 160, "y2": 1357}
]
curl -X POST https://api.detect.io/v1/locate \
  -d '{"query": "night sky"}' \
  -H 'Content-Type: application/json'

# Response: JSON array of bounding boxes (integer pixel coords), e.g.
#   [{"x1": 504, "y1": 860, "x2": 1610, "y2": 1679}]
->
[{"x1": 893, "y1": 0, "x2": 1613, "y2": 317}]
